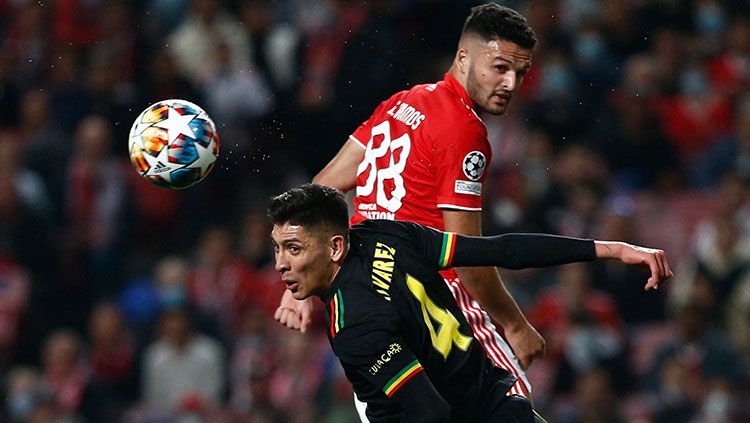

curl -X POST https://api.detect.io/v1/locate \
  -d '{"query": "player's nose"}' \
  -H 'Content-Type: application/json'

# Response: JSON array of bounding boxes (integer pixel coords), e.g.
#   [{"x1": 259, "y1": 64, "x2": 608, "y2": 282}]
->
[
  {"x1": 274, "y1": 254, "x2": 290, "y2": 273},
  {"x1": 502, "y1": 72, "x2": 517, "y2": 91}
]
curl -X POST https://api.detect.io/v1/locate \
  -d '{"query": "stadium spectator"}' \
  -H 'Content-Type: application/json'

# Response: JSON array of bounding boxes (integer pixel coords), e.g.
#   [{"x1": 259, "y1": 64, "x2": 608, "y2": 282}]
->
[
  {"x1": 15, "y1": 90, "x2": 69, "y2": 219},
  {"x1": 267, "y1": 330, "x2": 328, "y2": 416},
  {"x1": 61, "y1": 115, "x2": 127, "y2": 327},
  {"x1": 527, "y1": 263, "x2": 627, "y2": 395},
  {"x1": 655, "y1": 60, "x2": 733, "y2": 164},
  {"x1": 604, "y1": 78, "x2": 682, "y2": 190},
  {"x1": 0, "y1": 258, "x2": 29, "y2": 368},
  {"x1": 229, "y1": 307, "x2": 276, "y2": 415},
  {"x1": 188, "y1": 226, "x2": 258, "y2": 340},
  {"x1": 235, "y1": 211, "x2": 287, "y2": 319},
  {"x1": 167, "y1": 0, "x2": 251, "y2": 85},
  {"x1": 696, "y1": 95, "x2": 750, "y2": 187},
  {"x1": 87, "y1": 301, "x2": 136, "y2": 414},
  {"x1": 140, "y1": 307, "x2": 225, "y2": 412},
  {"x1": 646, "y1": 300, "x2": 742, "y2": 422},
  {"x1": 3, "y1": 366, "x2": 46, "y2": 423},
  {"x1": 2, "y1": 3, "x2": 50, "y2": 90},
  {"x1": 238, "y1": 0, "x2": 302, "y2": 104},
  {"x1": 202, "y1": 40, "x2": 274, "y2": 128},
  {"x1": 238, "y1": 366, "x2": 287, "y2": 423},
  {"x1": 40, "y1": 329, "x2": 104, "y2": 421},
  {"x1": 117, "y1": 254, "x2": 191, "y2": 344},
  {"x1": 670, "y1": 173, "x2": 750, "y2": 322},
  {"x1": 0, "y1": 131, "x2": 53, "y2": 219},
  {"x1": 553, "y1": 366, "x2": 624, "y2": 423}
]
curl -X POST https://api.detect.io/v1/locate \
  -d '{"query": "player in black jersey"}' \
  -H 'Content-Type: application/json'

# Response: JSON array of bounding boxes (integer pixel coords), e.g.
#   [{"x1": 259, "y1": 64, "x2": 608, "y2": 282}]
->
[{"x1": 267, "y1": 184, "x2": 671, "y2": 422}]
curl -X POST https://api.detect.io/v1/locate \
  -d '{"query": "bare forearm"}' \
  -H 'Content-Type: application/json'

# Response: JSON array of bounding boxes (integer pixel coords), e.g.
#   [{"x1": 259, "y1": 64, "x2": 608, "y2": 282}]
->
[
  {"x1": 453, "y1": 266, "x2": 528, "y2": 331},
  {"x1": 594, "y1": 240, "x2": 626, "y2": 259},
  {"x1": 313, "y1": 138, "x2": 363, "y2": 192}
]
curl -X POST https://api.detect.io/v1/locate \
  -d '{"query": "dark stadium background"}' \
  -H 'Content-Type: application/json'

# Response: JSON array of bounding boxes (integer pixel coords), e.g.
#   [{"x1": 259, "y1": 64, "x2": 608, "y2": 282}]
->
[{"x1": 1, "y1": 0, "x2": 749, "y2": 421}]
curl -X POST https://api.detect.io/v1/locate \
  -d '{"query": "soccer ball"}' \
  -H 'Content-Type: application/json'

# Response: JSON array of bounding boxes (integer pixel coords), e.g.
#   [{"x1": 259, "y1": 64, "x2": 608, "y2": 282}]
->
[{"x1": 128, "y1": 99, "x2": 220, "y2": 189}]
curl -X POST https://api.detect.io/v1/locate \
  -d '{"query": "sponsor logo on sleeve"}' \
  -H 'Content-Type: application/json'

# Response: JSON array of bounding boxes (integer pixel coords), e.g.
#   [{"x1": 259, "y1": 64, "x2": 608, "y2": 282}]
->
[
  {"x1": 455, "y1": 180, "x2": 482, "y2": 196},
  {"x1": 369, "y1": 343, "x2": 403, "y2": 375},
  {"x1": 462, "y1": 151, "x2": 486, "y2": 181}
]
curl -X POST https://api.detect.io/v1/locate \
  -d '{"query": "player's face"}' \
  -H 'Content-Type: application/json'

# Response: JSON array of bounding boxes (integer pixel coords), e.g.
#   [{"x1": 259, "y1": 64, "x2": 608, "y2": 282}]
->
[
  {"x1": 465, "y1": 39, "x2": 532, "y2": 115},
  {"x1": 271, "y1": 222, "x2": 336, "y2": 299}
]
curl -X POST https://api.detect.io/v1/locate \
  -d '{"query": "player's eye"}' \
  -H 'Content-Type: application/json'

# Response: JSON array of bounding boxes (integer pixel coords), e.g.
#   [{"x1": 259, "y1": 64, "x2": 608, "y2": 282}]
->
[
  {"x1": 496, "y1": 65, "x2": 508, "y2": 73},
  {"x1": 289, "y1": 245, "x2": 301, "y2": 254},
  {"x1": 517, "y1": 70, "x2": 527, "y2": 78}
]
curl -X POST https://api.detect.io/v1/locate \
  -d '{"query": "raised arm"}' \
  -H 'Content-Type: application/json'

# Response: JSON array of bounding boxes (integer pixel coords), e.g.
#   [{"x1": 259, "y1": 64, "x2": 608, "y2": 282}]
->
[
  {"x1": 443, "y1": 232, "x2": 672, "y2": 290},
  {"x1": 313, "y1": 137, "x2": 365, "y2": 191},
  {"x1": 443, "y1": 210, "x2": 545, "y2": 370}
]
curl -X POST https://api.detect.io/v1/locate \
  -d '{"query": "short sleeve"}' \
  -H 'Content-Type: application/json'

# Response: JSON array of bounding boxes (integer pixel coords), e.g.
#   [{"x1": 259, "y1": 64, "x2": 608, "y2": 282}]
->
[{"x1": 432, "y1": 119, "x2": 491, "y2": 211}]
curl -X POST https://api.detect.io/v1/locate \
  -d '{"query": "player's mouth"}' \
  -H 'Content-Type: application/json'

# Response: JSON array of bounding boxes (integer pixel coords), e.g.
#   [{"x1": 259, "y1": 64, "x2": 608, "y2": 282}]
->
[
  {"x1": 493, "y1": 93, "x2": 511, "y2": 103},
  {"x1": 284, "y1": 279, "x2": 299, "y2": 291}
]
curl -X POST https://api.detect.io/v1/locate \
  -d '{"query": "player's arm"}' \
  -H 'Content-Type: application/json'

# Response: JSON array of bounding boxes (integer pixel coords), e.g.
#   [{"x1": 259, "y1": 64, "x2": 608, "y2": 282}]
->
[
  {"x1": 400, "y1": 215, "x2": 672, "y2": 289},
  {"x1": 444, "y1": 232, "x2": 672, "y2": 290},
  {"x1": 443, "y1": 210, "x2": 544, "y2": 370},
  {"x1": 336, "y1": 331, "x2": 451, "y2": 423},
  {"x1": 390, "y1": 371, "x2": 451, "y2": 422},
  {"x1": 313, "y1": 137, "x2": 365, "y2": 192}
]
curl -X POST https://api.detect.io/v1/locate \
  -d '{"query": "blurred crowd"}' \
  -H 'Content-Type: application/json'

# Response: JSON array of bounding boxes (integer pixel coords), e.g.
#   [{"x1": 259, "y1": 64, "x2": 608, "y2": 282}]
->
[{"x1": 1, "y1": 0, "x2": 750, "y2": 421}]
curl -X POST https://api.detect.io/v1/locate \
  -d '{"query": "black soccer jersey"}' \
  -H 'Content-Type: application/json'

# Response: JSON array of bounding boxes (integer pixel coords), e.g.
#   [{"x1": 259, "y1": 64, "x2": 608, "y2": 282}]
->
[{"x1": 321, "y1": 219, "x2": 595, "y2": 422}]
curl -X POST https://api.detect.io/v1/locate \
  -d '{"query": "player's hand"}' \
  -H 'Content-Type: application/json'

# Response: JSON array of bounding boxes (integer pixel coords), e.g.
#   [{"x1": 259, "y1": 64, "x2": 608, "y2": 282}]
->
[
  {"x1": 274, "y1": 289, "x2": 314, "y2": 333},
  {"x1": 504, "y1": 321, "x2": 545, "y2": 370},
  {"x1": 617, "y1": 243, "x2": 673, "y2": 290}
]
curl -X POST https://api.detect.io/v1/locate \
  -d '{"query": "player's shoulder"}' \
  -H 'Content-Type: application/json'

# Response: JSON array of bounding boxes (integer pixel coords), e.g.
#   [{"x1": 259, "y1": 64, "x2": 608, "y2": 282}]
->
[{"x1": 353, "y1": 219, "x2": 425, "y2": 243}]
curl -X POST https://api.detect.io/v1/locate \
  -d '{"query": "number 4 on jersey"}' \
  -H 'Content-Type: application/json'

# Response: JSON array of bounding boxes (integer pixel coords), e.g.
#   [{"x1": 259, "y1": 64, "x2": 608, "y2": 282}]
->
[{"x1": 406, "y1": 275, "x2": 472, "y2": 359}]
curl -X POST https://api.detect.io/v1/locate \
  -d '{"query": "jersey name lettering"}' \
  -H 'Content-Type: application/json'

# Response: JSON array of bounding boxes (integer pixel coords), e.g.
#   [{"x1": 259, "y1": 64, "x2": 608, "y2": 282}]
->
[
  {"x1": 371, "y1": 242, "x2": 396, "y2": 301},
  {"x1": 386, "y1": 100, "x2": 426, "y2": 130}
]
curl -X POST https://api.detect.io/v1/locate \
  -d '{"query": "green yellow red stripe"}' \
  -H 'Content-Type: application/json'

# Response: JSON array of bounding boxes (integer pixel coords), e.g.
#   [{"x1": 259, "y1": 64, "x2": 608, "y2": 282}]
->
[
  {"x1": 384, "y1": 360, "x2": 423, "y2": 397},
  {"x1": 439, "y1": 232, "x2": 457, "y2": 269},
  {"x1": 329, "y1": 289, "x2": 344, "y2": 337},
  {"x1": 336, "y1": 290, "x2": 344, "y2": 330}
]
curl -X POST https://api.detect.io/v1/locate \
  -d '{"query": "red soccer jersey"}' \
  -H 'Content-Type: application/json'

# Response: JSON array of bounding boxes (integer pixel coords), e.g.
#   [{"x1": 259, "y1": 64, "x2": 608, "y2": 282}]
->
[{"x1": 349, "y1": 73, "x2": 491, "y2": 231}]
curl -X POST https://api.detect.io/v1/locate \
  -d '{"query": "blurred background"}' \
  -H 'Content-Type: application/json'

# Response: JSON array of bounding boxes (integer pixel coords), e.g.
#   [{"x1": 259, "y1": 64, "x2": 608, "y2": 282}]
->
[{"x1": 1, "y1": 0, "x2": 749, "y2": 421}]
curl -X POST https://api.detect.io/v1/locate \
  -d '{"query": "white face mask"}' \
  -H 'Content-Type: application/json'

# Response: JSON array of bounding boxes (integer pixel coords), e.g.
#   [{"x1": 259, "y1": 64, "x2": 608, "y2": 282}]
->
[{"x1": 9, "y1": 393, "x2": 35, "y2": 419}]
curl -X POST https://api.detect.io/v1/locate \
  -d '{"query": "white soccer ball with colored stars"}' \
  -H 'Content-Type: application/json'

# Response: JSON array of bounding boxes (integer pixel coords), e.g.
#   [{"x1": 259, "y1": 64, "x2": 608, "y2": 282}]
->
[{"x1": 128, "y1": 99, "x2": 220, "y2": 189}]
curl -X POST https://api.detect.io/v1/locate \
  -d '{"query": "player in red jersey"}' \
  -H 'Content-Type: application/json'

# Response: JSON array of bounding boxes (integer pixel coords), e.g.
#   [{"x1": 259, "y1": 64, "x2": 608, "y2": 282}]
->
[{"x1": 277, "y1": 3, "x2": 551, "y2": 402}]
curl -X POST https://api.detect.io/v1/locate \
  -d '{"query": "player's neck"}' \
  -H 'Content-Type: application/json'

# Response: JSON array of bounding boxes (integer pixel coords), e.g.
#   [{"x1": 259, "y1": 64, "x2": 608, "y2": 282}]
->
[{"x1": 448, "y1": 64, "x2": 468, "y2": 90}]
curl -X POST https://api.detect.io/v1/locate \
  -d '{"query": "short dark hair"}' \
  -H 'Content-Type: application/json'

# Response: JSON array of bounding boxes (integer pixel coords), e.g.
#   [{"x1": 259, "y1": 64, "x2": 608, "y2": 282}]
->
[
  {"x1": 461, "y1": 3, "x2": 537, "y2": 50},
  {"x1": 267, "y1": 183, "x2": 349, "y2": 241}
]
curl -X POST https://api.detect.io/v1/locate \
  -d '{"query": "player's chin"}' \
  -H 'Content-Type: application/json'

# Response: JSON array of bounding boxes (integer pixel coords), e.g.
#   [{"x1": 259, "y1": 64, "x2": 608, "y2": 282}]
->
[
  {"x1": 483, "y1": 102, "x2": 508, "y2": 116},
  {"x1": 290, "y1": 288, "x2": 307, "y2": 300}
]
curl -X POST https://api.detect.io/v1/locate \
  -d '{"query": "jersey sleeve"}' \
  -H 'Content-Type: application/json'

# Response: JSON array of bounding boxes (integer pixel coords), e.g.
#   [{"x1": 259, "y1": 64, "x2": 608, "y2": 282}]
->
[
  {"x1": 431, "y1": 118, "x2": 491, "y2": 211},
  {"x1": 371, "y1": 220, "x2": 597, "y2": 270},
  {"x1": 332, "y1": 324, "x2": 430, "y2": 400}
]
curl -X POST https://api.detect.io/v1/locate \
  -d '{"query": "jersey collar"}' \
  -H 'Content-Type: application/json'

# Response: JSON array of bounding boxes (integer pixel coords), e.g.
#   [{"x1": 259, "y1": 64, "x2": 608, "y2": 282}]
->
[
  {"x1": 321, "y1": 250, "x2": 354, "y2": 302},
  {"x1": 443, "y1": 73, "x2": 476, "y2": 111}
]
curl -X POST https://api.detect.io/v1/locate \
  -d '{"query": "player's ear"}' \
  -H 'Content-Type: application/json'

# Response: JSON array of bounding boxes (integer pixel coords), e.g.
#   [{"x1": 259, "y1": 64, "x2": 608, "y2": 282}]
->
[
  {"x1": 330, "y1": 235, "x2": 346, "y2": 262},
  {"x1": 455, "y1": 39, "x2": 471, "y2": 73},
  {"x1": 456, "y1": 47, "x2": 469, "y2": 73}
]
